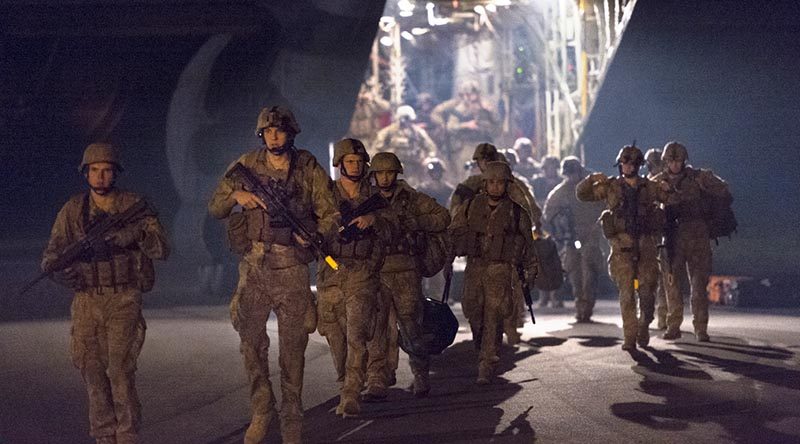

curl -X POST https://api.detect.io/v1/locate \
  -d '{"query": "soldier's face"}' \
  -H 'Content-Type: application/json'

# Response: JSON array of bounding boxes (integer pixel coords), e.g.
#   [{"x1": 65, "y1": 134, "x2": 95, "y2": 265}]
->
[
  {"x1": 342, "y1": 154, "x2": 365, "y2": 178},
  {"x1": 477, "y1": 158, "x2": 490, "y2": 173},
  {"x1": 486, "y1": 178, "x2": 507, "y2": 199},
  {"x1": 264, "y1": 127, "x2": 289, "y2": 150},
  {"x1": 667, "y1": 159, "x2": 683, "y2": 174},
  {"x1": 86, "y1": 162, "x2": 116, "y2": 194},
  {"x1": 620, "y1": 161, "x2": 637, "y2": 176},
  {"x1": 374, "y1": 170, "x2": 398, "y2": 190}
]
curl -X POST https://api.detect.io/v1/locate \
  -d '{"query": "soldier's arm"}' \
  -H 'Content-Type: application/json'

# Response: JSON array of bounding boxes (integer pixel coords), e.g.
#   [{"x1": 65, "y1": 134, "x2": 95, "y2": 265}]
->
[
  {"x1": 476, "y1": 104, "x2": 499, "y2": 134},
  {"x1": 430, "y1": 101, "x2": 450, "y2": 128},
  {"x1": 309, "y1": 163, "x2": 341, "y2": 240},
  {"x1": 208, "y1": 157, "x2": 247, "y2": 219},
  {"x1": 41, "y1": 203, "x2": 74, "y2": 272},
  {"x1": 371, "y1": 127, "x2": 389, "y2": 154},
  {"x1": 518, "y1": 210, "x2": 538, "y2": 276},
  {"x1": 139, "y1": 213, "x2": 170, "y2": 261},
  {"x1": 576, "y1": 173, "x2": 607, "y2": 202},
  {"x1": 697, "y1": 169, "x2": 731, "y2": 198},
  {"x1": 413, "y1": 192, "x2": 451, "y2": 232},
  {"x1": 419, "y1": 128, "x2": 437, "y2": 158},
  {"x1": 518, "y1": 179, "x2": 542, "y2": 230}
]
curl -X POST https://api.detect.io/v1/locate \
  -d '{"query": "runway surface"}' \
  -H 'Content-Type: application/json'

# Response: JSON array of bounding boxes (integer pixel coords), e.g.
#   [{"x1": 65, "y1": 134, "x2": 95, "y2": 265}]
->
[{"x1": 2, "y1": 300, "x2": 799, "y2": 444}]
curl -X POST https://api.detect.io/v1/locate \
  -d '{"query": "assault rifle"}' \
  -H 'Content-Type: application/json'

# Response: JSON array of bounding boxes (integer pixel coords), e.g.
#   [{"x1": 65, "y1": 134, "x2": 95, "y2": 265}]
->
[
  {"x1": 20, "y1": 198, "x2": 152, "y2": 295},
  {"x1": 338, "y1": 193, "x2": 388, "y2": 241},
  {"x1": 225, "y1": 162, "x2": 339, "y2": 270},
  {"x1": 516, "y1": 263, "x2": 536, "y2": 324}
]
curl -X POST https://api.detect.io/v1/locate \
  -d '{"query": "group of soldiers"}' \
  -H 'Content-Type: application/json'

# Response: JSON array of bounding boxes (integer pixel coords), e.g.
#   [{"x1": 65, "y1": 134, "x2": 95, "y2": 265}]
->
[{"x1": 42, "y1": 103, "x2": 731, "y2": 443}]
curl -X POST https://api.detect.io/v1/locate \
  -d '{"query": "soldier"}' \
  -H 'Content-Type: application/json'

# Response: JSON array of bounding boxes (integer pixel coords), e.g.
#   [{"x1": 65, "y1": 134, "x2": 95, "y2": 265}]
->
[
  {"x1": 208, "y1": 106, "x2": 339, "y2": 443},
  {"x1": 365, "y1": 152, "x2": 450, "y2": 398},
  {"x1": 542, "y1": 157, "x2": 605, "y2": 322},
  {"x1": 371, "y1": 105, "x2": 438, "y2": 187},
  {"x1": 416, "y1": 157, "x2": 455, "y2": 299},
  {"x1": 414, "y1": 92, "x2": 438, "y2": 133},
  {"x1": 654, "y1": 142, "x2": 731, "y2": 342},
  {"x1": 446, "y1": 161, "x2": 537, "y2": 383},
  {"x1": 532, "y1": 155, "x2": 564, "y2": 308},
  {"x1": 644, "y1": 148, "x2": 669, "y2": 330},
  {"x1": 431, "y1": 80, "x2": 499, "y2": 184},
  {"x1": 42, "y1": 143, "x2": 170, "y2": 444},
  {"x1": 450, "y1": 143, "x2": 541, "y2": 345},
  {"x1": 317, "y1": 138, "x2": 392, "y2": 416},
  {"x1": 511, "y1": 137, "x2": 540, "y2": 179},
  {"x1": 347, "y1": 84, "x2": 390, "y2": 149},
  {"x1": 577, "y1": 145, "x2": 665, "y2": 350}
]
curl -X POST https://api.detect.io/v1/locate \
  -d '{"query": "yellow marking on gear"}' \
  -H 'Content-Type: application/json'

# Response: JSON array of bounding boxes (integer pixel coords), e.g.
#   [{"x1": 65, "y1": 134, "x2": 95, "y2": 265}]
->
[
  {"x1": 325, "y1": 256, "x2": 339, "y2": 270},
  {"x1": 634, "y1": 278, "x2": 640, "y2": 290}
]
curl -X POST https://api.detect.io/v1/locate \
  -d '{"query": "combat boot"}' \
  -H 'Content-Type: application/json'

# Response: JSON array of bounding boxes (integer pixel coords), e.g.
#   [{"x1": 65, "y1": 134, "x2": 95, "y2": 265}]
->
[
  {"x1": 695, "y1": 330, "x2": 710, "y2": 342},
  {"x1": 336, "y1": 391, "x2": 360, "y2": 417},
  {"x1": 244, "y1": 413, "x2": 273, "y2": 444},
  {"x1": 281, "y1": 419, "x2": 302, "y2": 444},
  {"x1": 662, "y1": 329, "x2": 682, "y2": 340},
  {"x1": 412, "y1": 373, "x2": 431, "y2": 398},
  {"x1": 362, "y1": 383, "x2": 387, "y2": 402},
  {"x1": 96, "y1": 437, "x2": 116, "y2": 444},
  {"x1": 476, "y1": 363, "x2": 492, "y2": 385},
  {"x1": 621, "y1": 339, "x2": 636, "y2": 351},
  {"x1": 637, "y1": 325, "x2": 650, "y2": 347}
]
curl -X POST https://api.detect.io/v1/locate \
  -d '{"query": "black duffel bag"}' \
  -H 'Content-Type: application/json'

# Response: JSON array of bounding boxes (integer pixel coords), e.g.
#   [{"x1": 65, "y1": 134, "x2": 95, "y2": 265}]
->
[{"x1": 400, "y1": 275, "x2": 459, "y2": 356}]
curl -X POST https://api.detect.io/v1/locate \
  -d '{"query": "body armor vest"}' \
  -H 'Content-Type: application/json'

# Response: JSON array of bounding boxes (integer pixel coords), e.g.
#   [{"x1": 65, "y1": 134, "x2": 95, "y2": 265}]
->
[{"x1": 454, "y1": 195, "x2": 525, "y2": 262}]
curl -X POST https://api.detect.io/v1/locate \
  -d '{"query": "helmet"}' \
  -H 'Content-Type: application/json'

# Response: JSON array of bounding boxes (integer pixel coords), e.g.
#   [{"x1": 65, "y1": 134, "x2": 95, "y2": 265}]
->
[
  {"x1": 370, "y1": 152, "x2": 404, "y2": 174},
  {"x1": 79, "y1": 143, "x2": 123, "y2": 172},
  {"x1": 501, "y1": 149, "x2": 519, "y2": 169},
  {"x1": 644, "y1": 148, "x2": 662, "y2": 165},
  {"x1": 332, "y1": 138, "x2": 369, "y2": 167},
  {"x1": 512, "y1": 137, "x2": 533, "y2": 152},
  {"x1": 458, "y1": 79, "x2": 480, "y2": 96},
  {"x1": 482, "y1": 161, "x2": 512, "y2": 181},
  {"x1": 541, "y1": 155, "x2": 560, "y2": 170},
  {"x1": 425, "y1": 157, "x2": 445, "y2": 173},
  {"x1": 395, "y1": 105, "x2": 416, "y2": 121},
  {"x1": 662, "y1": 141, "x2": 688, "y2": 163},
  {"x1": 472, "y1": 142, "x2": 498, "y2": 160},
  {"x1": 561, "y1": 156, "x2": 584, "y2": 176},
  {"x1": 615, "y1": 145, "x2": 645, "y2": 167},
  {"x1": 255, "y1": 106, "x2": 301, "y2": 137}
]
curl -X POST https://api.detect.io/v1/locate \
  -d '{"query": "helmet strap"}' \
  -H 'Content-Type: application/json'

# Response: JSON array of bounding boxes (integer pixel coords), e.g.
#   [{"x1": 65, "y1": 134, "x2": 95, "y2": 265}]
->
[{"x1": 339, "y1": 164, "x2": 365, "y2": 182}]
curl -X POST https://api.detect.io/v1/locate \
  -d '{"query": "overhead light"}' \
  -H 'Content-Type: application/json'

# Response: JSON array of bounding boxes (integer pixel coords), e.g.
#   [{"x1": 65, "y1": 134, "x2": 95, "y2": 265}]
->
[
  {"x1": 474, "y1": 5, "x2": 485, "y2": 14},
  {"x1": 399, "y1": 10, "x2": 413, "y2": 17},
  {"x1": 398, "y1": 0, "x2": 415, "y2": 13},
  {"x1": 379, "y1": 16, "x2": 396, "y2": 27},
  {"x1": 379, "y1": 36, "x2": 394, "y2": 47},
  {"x1": 426, "y1": 2, "x2": 451, "y2": 26},
  {"x1": 495, "y1": 0, "x2": 511, "y2": 6},
  {"x1": 486, "y1": 3, "x2": 497, "y2": 13},
  {"x1": 411, "y1": 27, "x2": 430, "y2": 36},
  {"x1": 401, "y1": 31, "x2": 415, "y2": 41}
]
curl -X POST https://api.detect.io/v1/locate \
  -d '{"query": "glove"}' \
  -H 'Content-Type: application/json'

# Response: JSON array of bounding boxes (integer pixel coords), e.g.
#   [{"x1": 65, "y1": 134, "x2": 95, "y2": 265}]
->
[{"x1": 107, "y1": 221, "x2": 144, "y2": 248}]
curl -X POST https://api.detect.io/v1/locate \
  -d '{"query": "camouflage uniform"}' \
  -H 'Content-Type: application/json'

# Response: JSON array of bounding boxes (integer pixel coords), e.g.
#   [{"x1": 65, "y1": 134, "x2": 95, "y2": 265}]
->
[
  {"x1": 576, "y1": 147, "x2": 665, "y2": 350},
  {"x1": 653, "y1": 142, "x2": 731, "y2": 341},
  {"x1": 416, "y1": 158, "x2": 455, "y2": 299},
  {"x1": 209, "y1": 108, "x2": 338, "y2": 443},
  {"x1": 42, "y1": 144, "x2": 169, "y2": 444},
  {"x1": 644, "y1": 148, "x2": 669, "y2": 329},
  {"x1": 449, "y1": 162, "x2": 537, "y2": 383},
  {"x1": 542, "y1": 159, "x2": 605, "y2": 322},
  {"x1": 317, "y1": 139, "x2": 392, "y2": 414},
  {"x1": 431, "y1": 83, "x2": 499, "y2": 184},
  {"x1": 371, "y1": 106, "x2": 438, "y2": 188},
  {"x1": 347, "y1": 86, "x2": 390, "y2": 150},
  {"x1": 366, "y1": 153, "x2": 450, "y2": 397}
]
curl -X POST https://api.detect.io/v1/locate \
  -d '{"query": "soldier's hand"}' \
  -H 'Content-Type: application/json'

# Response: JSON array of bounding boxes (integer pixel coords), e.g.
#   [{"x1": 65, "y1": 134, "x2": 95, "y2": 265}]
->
[
  {"x1": 55, "y1": 267, "x2": 84, "y2": 291},
  {"x1": 293, "y1": 233, "x2": 311, "y2": 248},
  {"x1": 106, "y1": 221, "x2": 143, "y2": 248},
  {"x1": 659, "y1": 180, "x2": 674, "y2": 193},
  {"x1": 349, "y1": 214, "x2": 376, "y2": 230},
  {"x1": 232, "y1": 190, "x2": 267, "y2": 210}
]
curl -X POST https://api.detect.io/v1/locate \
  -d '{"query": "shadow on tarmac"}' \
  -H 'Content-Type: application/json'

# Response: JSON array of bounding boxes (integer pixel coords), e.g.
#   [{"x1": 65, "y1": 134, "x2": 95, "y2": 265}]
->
[
  {"x1": 293, "y1": 339, "x2": 541, "y2": 443},
  {"x1": 611, "y1": 336, "x2": 799, "y2": 442}
]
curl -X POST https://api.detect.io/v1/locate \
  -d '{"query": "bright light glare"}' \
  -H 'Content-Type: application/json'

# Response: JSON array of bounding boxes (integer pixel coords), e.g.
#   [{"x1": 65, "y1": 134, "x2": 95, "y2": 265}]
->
[
  {"x1": 380, "y1": 36, "x2": 394, "y2": 47},
  {"x1": 401, "y1": 31, "x2": 415, "y2": 41},
  {"x1": 411, "y1": 27, "x2": 430, "y2": 36}
]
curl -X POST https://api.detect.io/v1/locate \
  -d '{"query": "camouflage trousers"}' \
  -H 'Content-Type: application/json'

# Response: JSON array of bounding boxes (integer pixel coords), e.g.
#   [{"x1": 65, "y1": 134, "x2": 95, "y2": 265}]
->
[
  {"x1": 662, "y1": 235, "x2": 712, "y2": 335},
  {"x1": 230, "y1": 257, "x2": 316, "y2": 433},
  {"x1": 608, "y1": 237, "x2": 659, "y2": 345},
  {"x1": 70, "y1": 287, "x2": 146, "y2": 444},
  {"x1": 366, "y1": 268, "x2": 429, "y2": 388},
  {"x1": 462, "y1": 261, "x2": 514, "y2": 371},
  {"x1": 563, "y1": 244, "x2": 605, "y2": 321},
  {"x1": 316, "y1": 270, "x2": 378, "y2": 397}
]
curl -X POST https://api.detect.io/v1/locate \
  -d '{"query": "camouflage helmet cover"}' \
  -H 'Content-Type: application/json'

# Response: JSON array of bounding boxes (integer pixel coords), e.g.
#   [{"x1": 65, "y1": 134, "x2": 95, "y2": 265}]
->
[
  {"x1": 512, "y1": 137, "x2": 533, "y2": 152},
  {"x1": 255, "y1": 106, "x2": 301, "y2": 136},
  {"x1": 79, "y1": 142, "x2": 123, "y2": 172},
  {"x1": 615, "y1": 145, "x2": 645, "y2": 167},
  {"x1": 370, "y1": 152, "x2": 404, "y2": 174},
  {"x1": 333, "y1": 138, "x2": 370, "y2": 167},
  {"x1": 662, "y1": 141, "x2": 688, "y2": 163},
  {"x1": 541, "y1": 155, "x2": 560, "y2": 170},
  {"x1": 644, "y1": 148, "x2": 663, "y2": 165},
  {"x1": 561, "y1": 156, "x2": 584, "y2": 176},
  {"x1": 482, "y1": 161, "x2": 513, "y2": 181},
  {"x1": 472, "y1": 142, "x2": 498, "y2": 160},
  {"x1": 501, "y1": 149, "x2": 520, "y2": 168},
  {"x1": 395, "y1": 105, "x2": 416, "y2": 121},
  {"x1": 458, "y1": 79, "x2": 480, "y2": 95}
]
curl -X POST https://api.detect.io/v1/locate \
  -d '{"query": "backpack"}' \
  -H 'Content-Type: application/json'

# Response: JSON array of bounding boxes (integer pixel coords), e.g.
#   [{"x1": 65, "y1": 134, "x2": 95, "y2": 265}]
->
[
  {"x1": 704, "y1": 186, "x2": 737, "y2": 240},
  {"x1": 416, "y1": 230, "x2": 448, "y2": 278}
]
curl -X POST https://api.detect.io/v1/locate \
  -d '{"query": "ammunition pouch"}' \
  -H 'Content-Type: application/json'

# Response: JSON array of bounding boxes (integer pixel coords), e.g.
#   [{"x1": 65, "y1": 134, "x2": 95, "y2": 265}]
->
[{"x1": 227, "y1": 211, "x2": 250, "y2": 255}]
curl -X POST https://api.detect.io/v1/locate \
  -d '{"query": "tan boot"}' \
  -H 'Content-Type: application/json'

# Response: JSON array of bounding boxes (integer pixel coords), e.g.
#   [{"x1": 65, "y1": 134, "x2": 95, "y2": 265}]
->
[
  {"x1": 476, "y1": 363, "x2": 492, "y2": 385},
  {"x1": 281, "y1": 419, "x2": 302, "y2": 444},
  {"x1": 412, "y1": 374, "x2": 431, "y2": 398},
  {"x1": 336, "y1": 392, "x2": 360, "y2": 417},
  {"x1": 244, "y1": 413, "x2": 272, "y2": 444},
  {"x1": 637, "y1": 325, "x2": 650, "y2": 348}
]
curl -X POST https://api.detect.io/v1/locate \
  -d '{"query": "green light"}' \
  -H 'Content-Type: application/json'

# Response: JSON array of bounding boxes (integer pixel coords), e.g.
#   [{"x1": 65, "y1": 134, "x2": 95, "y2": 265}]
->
[{"x1": 516, "y1": 67, "x2": 524, "y2": 74}]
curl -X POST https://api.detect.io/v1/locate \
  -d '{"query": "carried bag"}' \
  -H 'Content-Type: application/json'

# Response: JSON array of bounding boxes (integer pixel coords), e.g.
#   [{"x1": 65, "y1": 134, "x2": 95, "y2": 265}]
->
[
  {"x1": 400, "y1": 275, "x2": 459, "y2": 356},
  {"x1": 416, "y1": 230, "x2": 448, "y2": 278},
  {"x1": 533, "y1": 235, "x2": 564, "y2": 291}
]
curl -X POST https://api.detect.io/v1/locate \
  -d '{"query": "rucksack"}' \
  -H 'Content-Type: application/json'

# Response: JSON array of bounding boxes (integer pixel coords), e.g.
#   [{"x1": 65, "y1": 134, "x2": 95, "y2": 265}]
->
[
  {"x1": 416, "y1": 230, "x2": 448, "y2": 278},
  {"x1": 703, "y1": 186, "x2": 737, "y2": 240}
]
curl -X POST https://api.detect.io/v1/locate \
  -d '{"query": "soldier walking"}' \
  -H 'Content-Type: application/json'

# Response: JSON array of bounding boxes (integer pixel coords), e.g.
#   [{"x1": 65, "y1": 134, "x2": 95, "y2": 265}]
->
[
  {"x1": 446, "y1": 161, "x2": 537, "y2": 383},
  {"x1": 577, "y1": 145, "x2": 665, "y2": 350},
  {"x1": 653, "y1": 142, "x2": 732, "y2": 342},
  {"x1": 365, "y1": 152, "x2": 450, "y2": 398},
  {"x1": 208, "y1": 106, "x2": 339, "y2": 443},
  {"x1": 41, "y1": 143, "x2": 170, "y2": 444}
]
